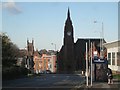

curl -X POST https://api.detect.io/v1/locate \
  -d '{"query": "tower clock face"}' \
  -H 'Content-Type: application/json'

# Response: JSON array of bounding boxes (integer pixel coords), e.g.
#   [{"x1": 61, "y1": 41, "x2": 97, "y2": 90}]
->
[{"x1": 67, "y1": 31, "x2": 71, "y2": 36}]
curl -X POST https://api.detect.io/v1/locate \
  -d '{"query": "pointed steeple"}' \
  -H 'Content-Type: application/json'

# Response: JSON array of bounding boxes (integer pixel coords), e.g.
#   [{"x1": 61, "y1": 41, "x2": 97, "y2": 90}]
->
[
  {"x1": 32, "y1": 38, "x2": 34, "y2": 45},
  {"x1": 27, "y1": 38, "x2": 29, "y2": 45},
  {"x1": 67, "y1": 7, "x2": 70, "y2": 19}
]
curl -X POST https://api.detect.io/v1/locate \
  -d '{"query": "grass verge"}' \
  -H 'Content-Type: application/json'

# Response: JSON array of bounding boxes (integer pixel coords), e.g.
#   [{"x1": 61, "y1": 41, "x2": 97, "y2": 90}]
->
[{"x1": 113, "y1": 74, "x2": 120, "y2": 80}]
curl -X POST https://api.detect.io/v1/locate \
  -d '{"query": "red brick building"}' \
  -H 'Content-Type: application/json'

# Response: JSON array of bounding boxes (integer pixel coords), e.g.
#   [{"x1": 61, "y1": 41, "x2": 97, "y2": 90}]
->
[
  {"x1": 25, "y1": 39, "x2": 57, "y2": 74},
  {"x1": 33, "y1": 50, "x2": 41, "y2": 74},
  {"x1": 33, "y1": 52, "x2": 57, "y2": 74},
  {"x1": 40, "y1": 54, "x2": 57, "y2": 73}
]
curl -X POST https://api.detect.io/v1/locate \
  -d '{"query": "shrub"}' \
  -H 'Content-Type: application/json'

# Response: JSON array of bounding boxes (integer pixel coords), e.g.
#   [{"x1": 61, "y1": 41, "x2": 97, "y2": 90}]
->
[{"x1": 2, "y1": 66, "x2": 28, "y2": 80}]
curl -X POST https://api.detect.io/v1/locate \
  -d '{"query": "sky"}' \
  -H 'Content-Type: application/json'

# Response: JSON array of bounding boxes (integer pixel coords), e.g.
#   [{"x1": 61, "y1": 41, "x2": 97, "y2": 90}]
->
[{"x1": 1, "y1": 1, "x2": 119, "y2": 51}]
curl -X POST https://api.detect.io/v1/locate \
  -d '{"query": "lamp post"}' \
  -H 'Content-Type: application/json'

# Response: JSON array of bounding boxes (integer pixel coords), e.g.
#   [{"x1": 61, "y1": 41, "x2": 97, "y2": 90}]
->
[
  {"x1": 94, "y1": 30, "x2": 102, "y2": 57},
  {"x1": 94, "y1": 21, "x2": 104, "y2": 58},
  {"x1": 101, "y1": 22, "x2": 104, "y2": 52},
  {"x1": 51, "y1": 43, "x2": 56, "y2": 51}
]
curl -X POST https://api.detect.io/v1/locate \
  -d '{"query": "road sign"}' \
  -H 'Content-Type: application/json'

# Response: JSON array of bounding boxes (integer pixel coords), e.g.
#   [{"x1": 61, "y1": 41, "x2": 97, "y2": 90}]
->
[{"x1": 93, "y1": 58, "x2": 105, "y2": 63}]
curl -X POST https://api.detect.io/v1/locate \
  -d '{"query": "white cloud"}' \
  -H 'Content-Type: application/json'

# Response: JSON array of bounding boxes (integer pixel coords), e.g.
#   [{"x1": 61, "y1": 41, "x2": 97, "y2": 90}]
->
[{"x1": 2, "y1": 0, "x2": 22, "y2": 15}]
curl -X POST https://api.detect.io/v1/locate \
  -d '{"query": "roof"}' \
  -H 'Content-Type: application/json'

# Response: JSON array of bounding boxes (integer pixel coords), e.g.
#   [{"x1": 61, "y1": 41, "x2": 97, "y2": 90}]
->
[
  {"x1": 103, "y1": 40, "x2": 120, "y2": 48},
  {"x1": 75, "y1": 38, "x2": 106, "y2": 47},
  {"x1": 75, "y1": 38, "x2": 106, "y2": 54}
]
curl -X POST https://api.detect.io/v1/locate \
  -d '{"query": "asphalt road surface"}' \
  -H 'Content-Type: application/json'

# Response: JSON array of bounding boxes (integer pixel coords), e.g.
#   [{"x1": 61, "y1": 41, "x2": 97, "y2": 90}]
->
[{"x1": 3, "y1": 74, "x2": 85, "y2": 89}]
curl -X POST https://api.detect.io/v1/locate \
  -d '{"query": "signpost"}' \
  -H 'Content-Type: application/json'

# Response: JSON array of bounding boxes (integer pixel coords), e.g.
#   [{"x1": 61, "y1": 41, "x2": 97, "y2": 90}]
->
[
  {"x1": 93, "y1": 54, "x2": 108, "y2": 82},
  {"x1": 93, "y1": 51, "x2": 105, "y2": 63},
  {"x1": 86, "y1": 42, "x2": 88, "y2": 87},
  {"x1": 93, "y1": 58, "x2": 105, "y2": 63},
  {"x1": 91, "y1": 42, "x2": 92, "y2": 86},
  {"x1": 85, "y1": 42, "x2": 107, "y2": 86}
]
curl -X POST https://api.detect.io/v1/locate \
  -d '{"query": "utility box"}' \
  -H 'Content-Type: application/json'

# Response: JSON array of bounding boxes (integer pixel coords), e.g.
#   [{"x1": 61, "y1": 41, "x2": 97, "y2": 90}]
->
[{"x1": 93, "y1": 59, "x2": 108, "y2": 82}]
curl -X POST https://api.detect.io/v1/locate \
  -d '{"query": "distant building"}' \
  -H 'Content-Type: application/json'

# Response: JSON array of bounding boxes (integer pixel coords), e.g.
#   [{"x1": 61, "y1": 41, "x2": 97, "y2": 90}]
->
[
  {"x1": 24, "y1": 39, "x2": 57, "y2": 74},
  {"x1": 33, "y1": 50, "x2": 41, "y2": 74},
  {"x1": 26, "y1": 39, "x2": 34, "y2": 71},
  {"x1": 74, "y1": 38, "x2": 107, "y2": 70},
  {"x1": 33, "y1": 53, "x2": 57, "y2": 74},
  {"x1": 104, "y1": 40, "x2": 120, "y2": 74},
  {"x1": 17, "y1": 57, "x2": 24, "y2": 66},
  {"x1": 57, "y1": 8, "x2": 107, "y2": 73},
  {"x1": 40, "y1": 54, "x2": 57, "y2": 73},
  {"x1": 17, "y1": 49, "x2": 27, "y2": 66}
]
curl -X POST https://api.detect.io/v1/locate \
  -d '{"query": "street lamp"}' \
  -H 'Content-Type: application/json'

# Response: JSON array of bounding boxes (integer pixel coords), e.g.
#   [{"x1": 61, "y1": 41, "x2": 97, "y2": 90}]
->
[
  {"x1": 94, "y1": 30, "x2": 102, "y2": 55},
  {"x1": 51, "y1": 43, "x2": 56, "y2": 51},
  {"x1": 101, "y1": 22, "x2": 104, "y2": 52},
  {"x1": 94, "y1": 21, "x2": 104, "y2": 58}
]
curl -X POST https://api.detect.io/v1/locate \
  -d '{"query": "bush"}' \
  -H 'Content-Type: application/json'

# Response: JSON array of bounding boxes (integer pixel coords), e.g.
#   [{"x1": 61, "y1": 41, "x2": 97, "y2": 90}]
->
[{"x1": 2, "y1": 66, "x2": 28, "y2": 80}]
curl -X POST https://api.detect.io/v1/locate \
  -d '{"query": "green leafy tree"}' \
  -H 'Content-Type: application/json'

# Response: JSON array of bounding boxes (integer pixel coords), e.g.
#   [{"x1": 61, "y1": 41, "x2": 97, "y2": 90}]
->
[
  {"x1": 1, "y1": 33, "x2": 19, "y2": 67},
  {"x1": 1, "y1": 33, "x2": 29, "y2": 80}
]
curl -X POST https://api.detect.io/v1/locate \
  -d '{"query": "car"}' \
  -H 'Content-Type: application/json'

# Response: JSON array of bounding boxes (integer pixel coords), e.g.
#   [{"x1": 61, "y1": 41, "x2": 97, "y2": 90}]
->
[
  {"x1": 43, "y1": 70, "x2": 51, "y2": 74},
  {"x1": 46, "y1": 70, "x2": 52, "y2": 74},
  {"x1": 39, "y1": 70, "x2": 44, "y2": 74}
]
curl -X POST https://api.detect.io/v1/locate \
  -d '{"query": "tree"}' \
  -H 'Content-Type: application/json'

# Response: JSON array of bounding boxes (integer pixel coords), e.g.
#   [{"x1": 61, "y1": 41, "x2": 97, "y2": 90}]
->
[
  {"x1": 1, "y1": 33, "x2": 19, "y2": 67},
  {"x1": 1, "y1": 33, "x2": 29, "y2": 80},
  {"x1": 39, "y1": 49, "x2": 48, "y2": 55}
]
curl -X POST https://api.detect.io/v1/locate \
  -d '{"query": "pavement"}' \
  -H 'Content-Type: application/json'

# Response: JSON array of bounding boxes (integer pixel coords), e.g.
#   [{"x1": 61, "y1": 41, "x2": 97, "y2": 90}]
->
[{"x1": 77, "y1": 79, "x2": 120, "y2": 90}]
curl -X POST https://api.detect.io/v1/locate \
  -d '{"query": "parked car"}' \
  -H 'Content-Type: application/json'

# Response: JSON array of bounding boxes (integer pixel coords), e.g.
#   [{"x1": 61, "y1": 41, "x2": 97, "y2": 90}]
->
[
  {"x1": 39, "y1": 70, "x2": 44, "y2": 74},
  {"x1": 43, "y1": 70, "x2": 52, "y2": 74},
  {"x1": 46, "y1": 70, "x2": 52, "y2": 74}
]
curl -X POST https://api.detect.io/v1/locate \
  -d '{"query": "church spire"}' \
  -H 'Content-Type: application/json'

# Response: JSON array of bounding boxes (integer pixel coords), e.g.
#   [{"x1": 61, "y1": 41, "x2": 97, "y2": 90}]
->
[{"x1": 67, "y1": 7, "x2": 70, "y2": 19}]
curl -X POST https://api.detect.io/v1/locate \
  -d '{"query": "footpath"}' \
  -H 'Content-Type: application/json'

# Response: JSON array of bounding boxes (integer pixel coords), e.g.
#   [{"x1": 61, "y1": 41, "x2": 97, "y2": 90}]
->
[{"x1": 78, "y1": 79, "x2": 120, "y2": 90}]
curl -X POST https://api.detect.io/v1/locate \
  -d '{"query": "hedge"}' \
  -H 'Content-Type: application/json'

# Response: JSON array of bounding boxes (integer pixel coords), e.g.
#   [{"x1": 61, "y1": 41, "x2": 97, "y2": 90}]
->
[{"x1": 2, "y1": 66, "x2": 29, "y2": 80}]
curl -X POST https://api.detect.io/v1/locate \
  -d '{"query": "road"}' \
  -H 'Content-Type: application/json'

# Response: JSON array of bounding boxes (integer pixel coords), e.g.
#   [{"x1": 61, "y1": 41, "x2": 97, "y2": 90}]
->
[{"x1": 3, "y1": 74, "x2": 85, "y2": 89}]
